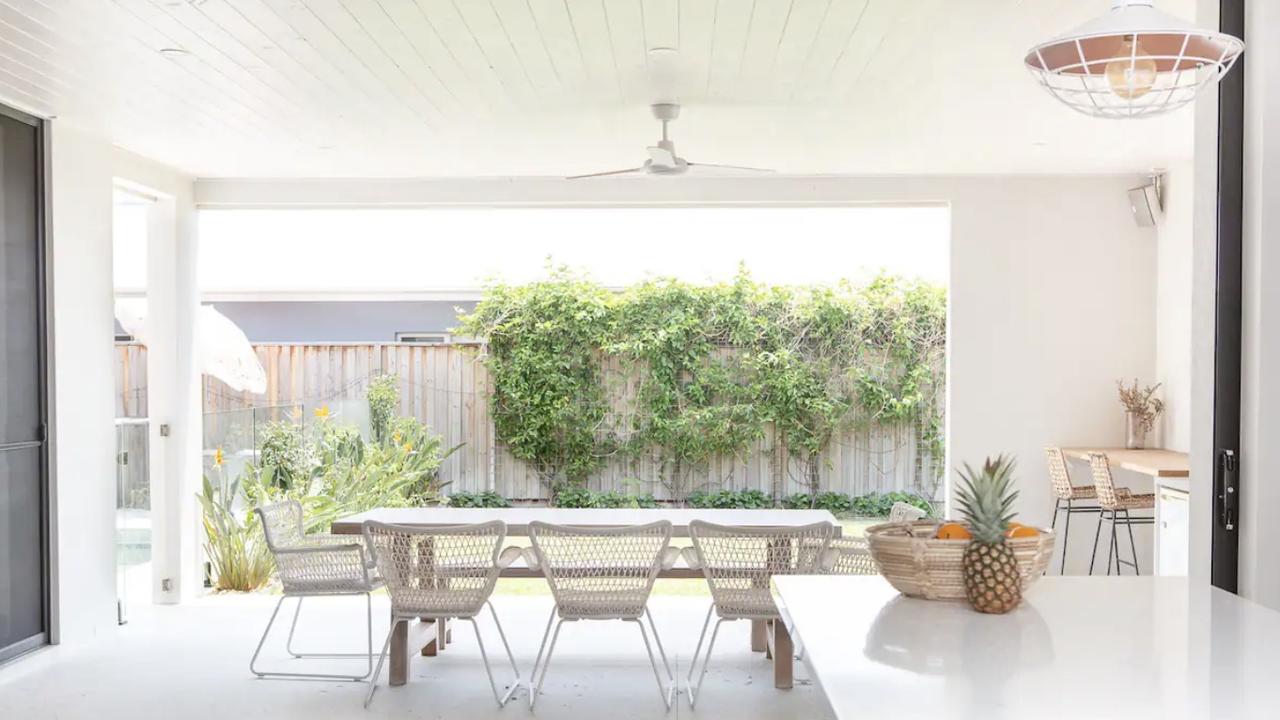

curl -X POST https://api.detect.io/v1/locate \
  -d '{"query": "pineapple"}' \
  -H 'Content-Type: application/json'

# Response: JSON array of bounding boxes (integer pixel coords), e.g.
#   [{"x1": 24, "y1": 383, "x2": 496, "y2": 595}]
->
[{"x1": 955, "y1": 456, "x2": 1023, "y2": 614}]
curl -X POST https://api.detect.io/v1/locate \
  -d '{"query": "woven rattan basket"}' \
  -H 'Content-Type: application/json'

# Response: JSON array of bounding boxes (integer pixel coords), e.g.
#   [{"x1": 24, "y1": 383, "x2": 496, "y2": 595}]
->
[{"x1": 866, "y1": 521, "x2": 1055, "y2": 601}]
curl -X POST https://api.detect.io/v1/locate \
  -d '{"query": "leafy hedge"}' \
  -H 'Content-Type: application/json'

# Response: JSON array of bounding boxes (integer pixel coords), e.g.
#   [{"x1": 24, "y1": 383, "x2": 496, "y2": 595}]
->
[
  {"x1": 551, "y1": 487, "x2": 660, "y2": 509},
  {"x1": 458, "y1": 268, "x2": 946, "y2": 500},
  {"x1": 686, "y1": 489, "x2": 773, "y2": 509},
  {"x1": 447, "y1": 490, "x2": 511, "y2": 508}
]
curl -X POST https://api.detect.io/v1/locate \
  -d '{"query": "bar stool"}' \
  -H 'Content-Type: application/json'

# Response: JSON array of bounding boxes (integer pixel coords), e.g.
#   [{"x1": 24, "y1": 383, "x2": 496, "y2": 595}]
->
[
  {"x1": 1044, "y1": 448, "x2": 1103, "y2": 574},
  {"x1": 1087, "y1": 452, "x2": 1156, "y2": 575}
]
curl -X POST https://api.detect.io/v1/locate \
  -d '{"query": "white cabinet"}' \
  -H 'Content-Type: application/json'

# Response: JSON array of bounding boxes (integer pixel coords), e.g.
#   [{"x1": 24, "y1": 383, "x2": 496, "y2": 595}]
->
[{"x1": 1155, "y1": 485, "x2": 1190, "y2": 576}]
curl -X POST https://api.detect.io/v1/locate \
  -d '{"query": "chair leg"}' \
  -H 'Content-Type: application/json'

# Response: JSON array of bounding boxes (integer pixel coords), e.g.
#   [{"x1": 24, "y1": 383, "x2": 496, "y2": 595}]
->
[
  {"x1": 529, "y1": 618, "x2": 566, "y2": 710},
  {"x1": 1088, "y1": 508, "x2": 1105, "y2": 576},
  {"x1": 685, "y1": 603, "x2": 716, "y2": 705},
  {"x1": 1106, "y1": 511, "x2": 1118, "y2": 576},
  {"x1": 363, "y1": 622, "x2": 397, "y2": 709},
  {"x1": 251, "y1": 594, "x2": 375, "y2": 682},
  {"x1": 632, "y1": 619, "x2": 674, "y2": 710},
  {"x1": 1124, "y1": 509, "x2": 1141, "y2": 575},
  {"x1": 466, "y1": 616, "x2": 517, "y2": 708},
  {"x1": 1059, "y1": 500, "x2": 1073, "y2": 575},
  {"x1": 527, "y1": 606, "x2": 557, "y2": 708},
  {"x1": 644, "y1": 607, "x2": 675, "y2": 684},
  {"x1": 285, "y1": 594, "x2": 378, "y2": 664},
  {"x1": 486, "y1": 601, "x2": 523, "y2": 701},
  {"x1": 687, "y1": 618, "x2": 727, "y2": 708}
]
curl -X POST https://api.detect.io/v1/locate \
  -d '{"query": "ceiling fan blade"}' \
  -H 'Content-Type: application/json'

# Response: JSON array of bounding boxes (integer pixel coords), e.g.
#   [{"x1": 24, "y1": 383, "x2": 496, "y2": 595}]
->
[
  {"x1": 685, "y1": 162, "x2": 775, "y2": 173},
  {"x1": 565, "y1": 166, "x2": 647, "y2": 180},
  {"x1": 646, "y1": 146, "x2": 677, "y2": 168}
]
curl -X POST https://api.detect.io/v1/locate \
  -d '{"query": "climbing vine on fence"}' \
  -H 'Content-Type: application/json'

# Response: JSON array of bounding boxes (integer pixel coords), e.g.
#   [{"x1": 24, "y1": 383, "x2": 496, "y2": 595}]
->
[{"x1": 456, "y1": 267, "x2": 946, "y2": 499}]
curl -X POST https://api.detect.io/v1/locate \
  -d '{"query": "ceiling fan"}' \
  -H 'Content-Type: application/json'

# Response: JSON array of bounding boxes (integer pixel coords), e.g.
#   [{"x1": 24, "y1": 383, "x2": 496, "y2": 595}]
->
[{"x1": 567, "y1": 48, "x2": 775, "y2": 179}]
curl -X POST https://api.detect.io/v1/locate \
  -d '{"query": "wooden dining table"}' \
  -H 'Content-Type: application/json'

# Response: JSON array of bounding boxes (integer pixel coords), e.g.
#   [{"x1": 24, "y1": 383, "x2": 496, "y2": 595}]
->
[{"x1": 332, "y1": 506, "x2": 840, "y2": 690}]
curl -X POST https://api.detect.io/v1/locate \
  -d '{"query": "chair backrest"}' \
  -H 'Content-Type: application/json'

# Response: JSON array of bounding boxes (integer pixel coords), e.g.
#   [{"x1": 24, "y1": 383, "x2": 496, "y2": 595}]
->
[
  {"x1": 688, "y1": 520, "x2": 836, "y2": 619},
  {"x1": 826, "y1": 535, "x2": 878, "y2": 575},
  {"x1": 528, "y1": 520, "x2": 673, "y2": 620},
  {"x1": 255, "y1": 499, "x2": 306, "y2": 552},
  {"x1": 1087, "y1": 452, "x2": 1121, "y2": 510},
  {"x1": 1045, "y1": 447, "x2": 1076, "y2": 500},
  {"x1": 362, "y1": 520, "x2": 507, "y2": 619},
  {"x1": 888, "y1": 502, "x2": 928, "y2": 523}
]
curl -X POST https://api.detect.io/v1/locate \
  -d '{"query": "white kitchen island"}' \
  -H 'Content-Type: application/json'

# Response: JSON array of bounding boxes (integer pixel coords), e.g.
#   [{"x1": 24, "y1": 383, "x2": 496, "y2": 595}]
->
[{"x1": 773, "y1": 576, "x2": 1280, "y2": 720}]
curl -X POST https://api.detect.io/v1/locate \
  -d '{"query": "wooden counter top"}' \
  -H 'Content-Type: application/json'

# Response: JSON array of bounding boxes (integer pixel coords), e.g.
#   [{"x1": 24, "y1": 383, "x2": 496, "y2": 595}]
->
[{"x1": 1061, "y1": 447, "x2": 1189, "y2": 478}]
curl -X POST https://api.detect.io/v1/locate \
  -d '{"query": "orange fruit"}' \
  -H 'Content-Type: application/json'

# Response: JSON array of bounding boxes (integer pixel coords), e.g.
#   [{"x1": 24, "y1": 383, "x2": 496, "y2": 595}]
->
[
  {"x1": 935, "y1": 522, "x2": 972, "y2": 540},
  {"x1": 1006, "y1": 524, "x2": 1039, "y2": 539}
]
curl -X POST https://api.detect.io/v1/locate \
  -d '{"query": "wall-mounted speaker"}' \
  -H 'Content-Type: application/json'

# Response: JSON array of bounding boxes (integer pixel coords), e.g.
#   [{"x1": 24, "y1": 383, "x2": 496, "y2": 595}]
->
[{"x1": 1128, "y1": 175, "x2": 1164, "y2": 228}]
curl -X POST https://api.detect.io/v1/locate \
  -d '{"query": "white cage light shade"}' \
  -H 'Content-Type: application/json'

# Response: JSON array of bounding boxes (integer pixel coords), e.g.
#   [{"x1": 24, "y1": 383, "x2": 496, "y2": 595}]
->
[{"x1": 1024, "y1": 0, "x2": 1243, "y2": 119}]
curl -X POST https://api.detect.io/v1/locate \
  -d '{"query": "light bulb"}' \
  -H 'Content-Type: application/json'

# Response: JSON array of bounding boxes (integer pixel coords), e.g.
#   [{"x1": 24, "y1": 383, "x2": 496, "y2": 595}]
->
[{"x1": 1105, "y1": 35, "x2": 1158, "y2": 99}]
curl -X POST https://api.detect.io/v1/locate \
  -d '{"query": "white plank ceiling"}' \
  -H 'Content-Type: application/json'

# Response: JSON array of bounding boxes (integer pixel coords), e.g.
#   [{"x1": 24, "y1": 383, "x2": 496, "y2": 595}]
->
[{"x1": 0, "y1": 0, "x2": 1194, "y2": 177}]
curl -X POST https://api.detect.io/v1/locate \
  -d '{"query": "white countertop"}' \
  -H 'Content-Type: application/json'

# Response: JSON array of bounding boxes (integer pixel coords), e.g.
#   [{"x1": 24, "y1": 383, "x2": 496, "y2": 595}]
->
[{"x1": 773, "y1": 576, "x2": 1280, "y2": 720}]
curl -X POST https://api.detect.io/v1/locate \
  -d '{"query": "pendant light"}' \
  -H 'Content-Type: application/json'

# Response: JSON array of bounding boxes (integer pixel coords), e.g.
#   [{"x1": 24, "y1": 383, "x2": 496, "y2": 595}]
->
[{"x1": 1024, "y1": 0, "x2": 1243, "y2": 119}]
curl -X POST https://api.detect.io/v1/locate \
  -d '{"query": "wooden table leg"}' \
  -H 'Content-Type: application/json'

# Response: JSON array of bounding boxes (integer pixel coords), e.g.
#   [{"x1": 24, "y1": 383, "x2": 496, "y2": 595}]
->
[
  {"x1": 751, "y1": 620, "x2": 768, "y2": 652},
  {"x1": 422, "y1": 617, "x2": 449, "y2": 656},
  {"x1": 390, "y1": 619, "x2": 409, "y2": 686},
  {"x1": 773, "y1": 620, "x2": 794, "y2": 689}
]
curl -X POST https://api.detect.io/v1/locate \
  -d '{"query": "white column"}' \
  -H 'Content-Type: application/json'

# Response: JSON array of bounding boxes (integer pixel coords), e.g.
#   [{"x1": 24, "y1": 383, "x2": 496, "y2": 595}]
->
[{"x1": 143, "y1": 190, "x2": 202, "y2": 604}]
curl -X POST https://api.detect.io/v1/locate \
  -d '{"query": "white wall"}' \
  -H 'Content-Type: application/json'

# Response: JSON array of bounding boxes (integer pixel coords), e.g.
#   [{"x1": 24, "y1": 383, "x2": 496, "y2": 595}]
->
[
  {"x1": 1156, "y1": 162, "x2": 1194, "y2": 454},
  {"x1": 198, "y1": 174, "x2": 1158, "y2": 572},
  {"x1": 48, "y1": 122, "x2": 196, "y2": 644}
]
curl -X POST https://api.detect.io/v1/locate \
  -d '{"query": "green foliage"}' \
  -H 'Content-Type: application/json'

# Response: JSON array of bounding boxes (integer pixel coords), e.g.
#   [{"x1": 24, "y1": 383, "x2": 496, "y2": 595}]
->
[
  {"x1": 258, "y1": 420, "x2": 314, "y2": 489},
  {"x1": 686, "y1": 489, "x2": 773, "y2": 509},
  {"x1": 552, "y1": 487, "x2": 659, "y2": 509},
  {"x1": 456, "y1": 267, "x2": 613, "y2": 486},
  {"x1": 448, "y1": 491, "x2": 511, "y2": 508},
  {"x1": 849, "y1": 491, "x2": 936, "y2": 518},
  {"x1": 199, "y1": 471, "x2": 274, "y2": 592},
  {"x1": 459, "y1": 267, "x2": 947, "y2": 500},
  {"x1": 955, "y1": 456, "x2": 1019, "y2": 544},
  {"x1": 367, "y1": 374, "x2": 400, "y2": 443}
]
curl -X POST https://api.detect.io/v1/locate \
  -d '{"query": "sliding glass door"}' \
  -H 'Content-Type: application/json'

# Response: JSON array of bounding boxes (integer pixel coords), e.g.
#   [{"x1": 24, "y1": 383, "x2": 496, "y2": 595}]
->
[{"x1": 0, "y1": 105, "x2": 49, "y2": 662}]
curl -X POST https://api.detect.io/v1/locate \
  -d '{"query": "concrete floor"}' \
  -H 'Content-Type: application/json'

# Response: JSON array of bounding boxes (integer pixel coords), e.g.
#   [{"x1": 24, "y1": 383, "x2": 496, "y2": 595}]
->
[{"x1": 0, "y1": 593, "x2": 833, "y2": 720}]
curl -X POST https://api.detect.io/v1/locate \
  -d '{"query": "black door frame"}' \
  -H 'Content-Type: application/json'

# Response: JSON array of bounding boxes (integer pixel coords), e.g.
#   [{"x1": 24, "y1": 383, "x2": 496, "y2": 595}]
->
[
  {"x1": 1212, "y1": 0, "x2": 1244, "y2": 593},
  {"x1": 0, "y1": 102, "x2": 54, "y2": 663}
]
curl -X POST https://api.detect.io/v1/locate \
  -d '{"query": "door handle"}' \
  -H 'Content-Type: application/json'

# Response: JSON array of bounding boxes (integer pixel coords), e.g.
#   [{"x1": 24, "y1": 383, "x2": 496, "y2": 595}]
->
[{"x1": 1215, "y1": 449, "x2": 1238, "y2": 532}]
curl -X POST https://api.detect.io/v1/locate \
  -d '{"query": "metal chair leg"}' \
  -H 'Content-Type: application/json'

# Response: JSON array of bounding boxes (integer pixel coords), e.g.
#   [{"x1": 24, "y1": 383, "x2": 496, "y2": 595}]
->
[
  {"x1": 1124, "y1": 509, "x2": 1141, "y2": 575},
  {"x1": 486, "y1": 601, "x2": 523, "y2": 701},
  {"x1": 685, "y1": 602, "x2": 716, "y2": 704},
  {"x1": 632, "y1": 619, "x2": 674, "y2": 710},
  {"x1": 687, "y1": 617, "x2": 727, "y2": 708},
  {"x1": 1106, "y1": 511, "x2": 1118, "y2": 576},
  {"x1": 466, "y1": 616, "x2": 517, "y2": 708},
  {"x1": 1088, "y1": 508, "x2": 1105, "y2": 575},
  {"x1": 1059, "y1": 500, "x2": 1073, "y2": 575},
  {"x1": 644, "y1": 607, "x2": 674, "y2": 683},
  {"x1": 285, "y1": 595, "x2": 377, "y2": 667},
  {"x1": 363, "y1": 622, "x2": 397, "y2": 709},
  {"x1": 527, "y1": 606, "x2": 557, "y2": 708},
  {"x1": 252, "y1": 594, "x2": 375, "y2": 682},
  {"x1": 529, "y1": 618, "x2": 566, "y2": 710}
]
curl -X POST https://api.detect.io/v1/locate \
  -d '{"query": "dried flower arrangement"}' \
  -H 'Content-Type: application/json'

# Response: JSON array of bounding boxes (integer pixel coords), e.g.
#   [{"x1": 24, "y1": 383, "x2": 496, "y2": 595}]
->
[{"x1": 1117, "y1": 379, "x2": 1165, "y2": 433}]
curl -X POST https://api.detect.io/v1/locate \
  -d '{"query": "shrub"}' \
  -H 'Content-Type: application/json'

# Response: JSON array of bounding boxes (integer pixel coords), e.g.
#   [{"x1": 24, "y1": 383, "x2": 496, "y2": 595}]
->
[
  {"x1": 850, "y1": 491, "x2": 934, "y2": 518},
  {"x1": 551, "y1": 487, "x2": 659, "y2": 509},
  {"x1": 448, "y1": 491, "x2": 511, "y2": 508},
  {"x1": 367, "y1": 374, "x2": 400, "y2": 442},
  {"x1": 258, "y1": 421, "x2": 313, "y2": 489},
  {"x1": 781, "y1": 493, "x2": 812, "y2": 509},
  {"x1": 199, "y1": 473, "x2": 273, "y2": 592},
  {"x1": 813, "y1": 491, "x2": 854, "y2": 513},
  {"x1": 686, "y1": 489, "x2": 772, "y2": 509}
]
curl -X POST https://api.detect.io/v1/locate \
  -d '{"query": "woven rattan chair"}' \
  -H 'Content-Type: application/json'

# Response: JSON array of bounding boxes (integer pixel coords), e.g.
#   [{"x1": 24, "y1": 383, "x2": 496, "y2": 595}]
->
[
  {"x1": 526, "y1": 520, "x2": 680, "y2": 710},
  {"x1": 1045, "y1": 447, "x2": 1105, "y2": 574},
  {"x1": 1087, "y1": 452, "x2": 1155, "y2": 575},
  {"x1": 888, "y1": 502, "x2": 928, "y2": 523},
  {"x1": 684, "y1": 520, "x2": 836, "y2": 707},
  {"x1": 361, "y1": 520, "x2": 523, "y2": 708},
  {"x1": 249, "y1": 500, "x2": 380, "y2": 682}
]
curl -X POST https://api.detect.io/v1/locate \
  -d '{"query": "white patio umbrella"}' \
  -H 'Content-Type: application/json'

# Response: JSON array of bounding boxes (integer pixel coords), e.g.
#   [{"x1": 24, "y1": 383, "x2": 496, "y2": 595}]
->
[{"x1": 115, "y1": 298, "x2": 267, "y2": 394}]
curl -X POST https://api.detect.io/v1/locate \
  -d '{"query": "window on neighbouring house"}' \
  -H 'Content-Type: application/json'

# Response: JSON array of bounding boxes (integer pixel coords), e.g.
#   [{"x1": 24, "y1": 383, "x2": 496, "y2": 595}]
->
[{"x1": 395, "y1": 332, "x2": 450, "y2": 344}]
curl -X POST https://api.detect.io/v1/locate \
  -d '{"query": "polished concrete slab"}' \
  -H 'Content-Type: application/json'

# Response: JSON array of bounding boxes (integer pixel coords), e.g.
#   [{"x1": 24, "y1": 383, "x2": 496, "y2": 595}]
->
[{"x1": 0, "y1": 593, "x2": 833, "y2": 720}]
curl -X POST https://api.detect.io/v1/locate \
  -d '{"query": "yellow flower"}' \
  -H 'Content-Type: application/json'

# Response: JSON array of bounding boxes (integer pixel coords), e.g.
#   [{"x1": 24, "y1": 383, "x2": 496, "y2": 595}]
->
[
  {"x1": 402, "y1": 442, "x2": 413, "y2": 453},
  {"x1": 392, "y1": 432, "x2": 402, "y2": 444},
  {"x1": 213, "y1": 447, "x2": 225, "y2": 467},
  {"x1": 314, "y1": 405, "x2": 330, "y2": 419}
]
